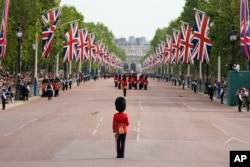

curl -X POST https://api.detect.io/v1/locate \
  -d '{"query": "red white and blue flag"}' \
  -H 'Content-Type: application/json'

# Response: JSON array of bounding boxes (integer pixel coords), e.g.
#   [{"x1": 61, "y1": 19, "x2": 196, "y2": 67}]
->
[
  {"x1": 63, "y1": 22, "x2": 78, "y2": 62},
  {"x1": 240, "y1": 0, "x2": 250, "y2": 59},
  {"x1": 0, "y1": 0, "x2": 9, "y2": 60},
  {"x1": 41, "y1": 7, "x2": 61, "y2": 58},
  {"x1": 172, "y1": 29, "x2": 181, "y2": 64},
  {"x1": 180, "y1": 21, "x2": 193, "y2": 64},
  {"x1": 191, "y1": 10, "x2": 212, "y2": 64},
  {"x1": 95, "y1": 41, "x2": 104, "y2": 64},
  {"x1": 165, "y1": 35, "x2": 173, "y2": 65},
  {"x1": 76, "y1": 28, "x2": 88, "y2": 61},
  {"x1": 87, "y1": 33, "x2": 96, "y2": 62}
]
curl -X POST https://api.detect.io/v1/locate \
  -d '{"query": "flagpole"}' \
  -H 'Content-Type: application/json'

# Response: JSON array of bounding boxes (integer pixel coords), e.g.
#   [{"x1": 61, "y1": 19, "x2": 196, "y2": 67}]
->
[
  {"x1": 69, "y1": 61, "x2": 72, "y2": 75},
  {"x1": 193, "y1": 8, "x2": 205, "y2": 14},
  {"x1": 199, "y1": 62, "x2": 202, "y2": 92},
  {"x1": 89, "y1": 60, "x2": 91, "y2": 77},
  {"x1": 34, "y1": 19, "x2": 38, "y2": 96},
  {"x1": 56, "y1": 52, "x2": 59, "y2": 76}
]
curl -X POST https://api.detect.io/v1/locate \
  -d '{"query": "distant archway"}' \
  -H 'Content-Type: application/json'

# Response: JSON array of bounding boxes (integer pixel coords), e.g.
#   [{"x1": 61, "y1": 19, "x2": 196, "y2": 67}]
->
[
  {"x1": 124, "y1": 63, "x2": 129, "y2": 71},
  {"x1": 130, "y1": 63, "x2": 136, "y2": 72}
]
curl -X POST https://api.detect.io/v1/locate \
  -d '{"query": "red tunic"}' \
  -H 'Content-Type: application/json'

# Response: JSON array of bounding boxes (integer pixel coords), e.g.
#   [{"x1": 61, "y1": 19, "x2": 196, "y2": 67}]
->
[
  {"x1": 122, "y1": 81, "x2": 128, "y2": 89},
  {"x1": 112, "y1": 112, "x2": 129, "y2": 134}
]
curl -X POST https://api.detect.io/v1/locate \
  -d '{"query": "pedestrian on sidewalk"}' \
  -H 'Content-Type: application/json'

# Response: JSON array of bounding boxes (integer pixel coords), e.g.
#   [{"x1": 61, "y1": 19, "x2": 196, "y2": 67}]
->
[
  {"x1": 112, "y1": 97, "x2": 129, "y2": 158},
  {"x1": 1, "y1": 90, "x2": 6, "y2": 110},
  {"x1": 220, "y1": 86, "x2": 224, "y2": 104},
  {"x1": 237, "y1": 89, "x2": 243, "y2": 112}
]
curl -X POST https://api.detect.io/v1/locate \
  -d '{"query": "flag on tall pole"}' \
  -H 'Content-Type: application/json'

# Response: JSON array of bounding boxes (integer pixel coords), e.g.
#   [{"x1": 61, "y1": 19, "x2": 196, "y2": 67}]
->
[
  {"x1": 63, "y1": 22, "x2": 79, "y2": 62},
  {"x1": 172, "y1": 29, "x2": 181, "y2": 64},
  {"x1": 0, "y1": 0, "x2": 10, "y2": 60},
  {"x1": 76, "y1": 28, "x2": 88, "y2": 61},
  {"x1": 240, "y1": 0, "x2": 250, "y2": 59},
  {"x1": 87, "y1": 33, "x2": 96, "y2": 62},
  {"x1": 180, "y1": 21, "x2": 193, "y2": 64},
  {"x1": 165, "y1": 35, "x2": 173, "y2": 65},
  {"x1": 41, "y1": 7, "x2": 62, "y2": 58},
  {"x1": 191, "y1": 9, "x2": 212, "y2": 64}
]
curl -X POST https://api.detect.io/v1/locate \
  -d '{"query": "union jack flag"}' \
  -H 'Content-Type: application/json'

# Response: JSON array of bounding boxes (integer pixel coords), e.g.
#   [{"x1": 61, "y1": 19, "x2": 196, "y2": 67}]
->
[
  {"x1": 0, "y1": 0, "x2": 9, "y2": 60},
  {"x1": 160, "y1": 41, "x2": 167, "y2": 65},
  {"x1": 63, "y1": 22, "x2": 78, "y2": 62},
  {"x1": 41, "y1": 7, "x2": 61, "y2": 58},
  {"x1": 95, "y1": 41, "x2": 104, "y2": 64},
  {"x1": 240, "y1": 0, "x2": 250, "y2": 59},
  {"x1": 165, "y1": 35, "x2": 173, "y2": 65},
  {"x1": 191, "y1": 10, "x2": 212, "y2": 64},
  {"x1": 76, "y1": 28, "x2": 88, "y2": 61},
  {"x1": 172, "y1": 29, "x2": 181, "y2": 64},
  {"x1": 87, "y1": 33, "x2": 96, "y2": 62},
  {"x1": 180, "y1": 21, "x2": 193, "y2": 64}
]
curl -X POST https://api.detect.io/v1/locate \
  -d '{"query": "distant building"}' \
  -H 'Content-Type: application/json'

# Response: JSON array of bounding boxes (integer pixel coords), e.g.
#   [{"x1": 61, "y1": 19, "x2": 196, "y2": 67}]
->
[{"x1": 115, "y1": 36, "x2": 150, "y2": 73}]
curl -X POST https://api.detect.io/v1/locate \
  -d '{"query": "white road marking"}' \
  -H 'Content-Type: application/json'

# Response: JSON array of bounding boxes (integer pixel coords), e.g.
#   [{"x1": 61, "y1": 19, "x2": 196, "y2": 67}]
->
[
  {"x1": 224, "y1": 137, "x2": 250, "y2": 145},
  {"x1": 4, "y1": 118, "x2": 38, "y2": 137},
  {"x1": 92, "y1": 117, "x2": 103, "y2": 136},
  {"x1": 137, "y1": 120, "x2": 141, "y2": 126},
  {"x1": 139, "y1": 101, "x2": 143, "y2": 110},
  {"x1": 212, "y1": 123, "x2": 229, "y2": 136},
  {"x1": 137, "y1": 101, "x2": 143, "y2": 141},
  {"x1": 92, "y1": 129, "x2": 97, "y2": 136},
  {"x1": 183, "y1": 103, "x2": 197, "y2": 112}
]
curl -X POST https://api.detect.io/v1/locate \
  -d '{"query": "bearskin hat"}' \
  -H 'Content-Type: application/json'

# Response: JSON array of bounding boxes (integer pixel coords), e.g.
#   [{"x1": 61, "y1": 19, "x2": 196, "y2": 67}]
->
[{"x1": 115, "y1": 97, "x2": 126, "y2": 112}]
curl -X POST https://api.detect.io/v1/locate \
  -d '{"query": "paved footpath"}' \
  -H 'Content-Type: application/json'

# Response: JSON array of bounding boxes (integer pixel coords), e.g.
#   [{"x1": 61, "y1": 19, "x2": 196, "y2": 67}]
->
[{"x1": 0, "y1": 78, "x2": 249, "y2": 167}]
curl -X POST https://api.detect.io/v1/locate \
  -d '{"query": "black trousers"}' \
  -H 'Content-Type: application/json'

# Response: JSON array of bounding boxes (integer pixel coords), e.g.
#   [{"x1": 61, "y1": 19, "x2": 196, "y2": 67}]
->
[
  {"x1": 220, "y1": 93, "x2": 224, "y2": 104},
  {"x1": 123, "y1": 89, "x2": 127, "y2": 97},
  {"x1": 116, "y1": 134, "x2": 126, "y2": 157},
  {"x1": 2, "y1": 99, "x2": 6, "y2": 110},
  {"x1": 238, "y1": 100, "x2": 242, "y2": 112},
  {"x1": 48, "y1": 90, "x2": 53, "y2": 100}
]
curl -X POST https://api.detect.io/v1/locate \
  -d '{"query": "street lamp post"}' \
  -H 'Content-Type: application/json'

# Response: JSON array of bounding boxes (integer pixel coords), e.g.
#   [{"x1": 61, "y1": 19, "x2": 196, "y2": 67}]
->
[
  {"x1": 230, "y1": 25, "x2": 237, "y2": 69},
  {"x1": 15, "y1": 22, "x2": 22, "y2": 100}
]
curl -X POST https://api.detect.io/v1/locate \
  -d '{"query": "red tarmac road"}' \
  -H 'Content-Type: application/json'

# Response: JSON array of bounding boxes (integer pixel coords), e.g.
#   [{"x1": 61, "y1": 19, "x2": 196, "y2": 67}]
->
[{"x1": 0, "y1": 78, "x2": 250, "y2": 167}]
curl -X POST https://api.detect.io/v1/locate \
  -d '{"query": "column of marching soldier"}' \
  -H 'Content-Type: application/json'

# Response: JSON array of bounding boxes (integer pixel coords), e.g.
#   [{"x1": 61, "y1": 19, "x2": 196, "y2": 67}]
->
[
  {"x1": 42, "y1": 72, "x2": 92, "y2": 100},
  {"x1": 114, "y1": 74, "x2": 149, "y2": 97}
]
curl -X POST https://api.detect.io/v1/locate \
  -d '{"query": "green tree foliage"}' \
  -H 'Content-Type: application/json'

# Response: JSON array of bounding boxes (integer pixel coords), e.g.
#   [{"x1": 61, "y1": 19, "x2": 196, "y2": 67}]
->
[
  {"x1": 143, "y1": 0, "x2": 246, "y2": 79},
  {"x1": 0, "y1": 0, "x2": 125, "y2": 75}
]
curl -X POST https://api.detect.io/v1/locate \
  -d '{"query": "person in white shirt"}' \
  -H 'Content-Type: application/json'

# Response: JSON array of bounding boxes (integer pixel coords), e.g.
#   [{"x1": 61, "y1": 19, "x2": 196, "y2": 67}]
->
[{"x1": 234, "y1": 64, "x2": 240, "y2": 72}]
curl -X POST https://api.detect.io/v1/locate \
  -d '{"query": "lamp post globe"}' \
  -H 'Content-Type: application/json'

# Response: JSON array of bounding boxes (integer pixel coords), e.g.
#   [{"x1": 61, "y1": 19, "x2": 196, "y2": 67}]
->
[
  {"x1": 230, "y1": 25, "x2": 237, "y2": 69},
  {"x1": 15, "y1": 22, "x2": 22, "y2": 101}
]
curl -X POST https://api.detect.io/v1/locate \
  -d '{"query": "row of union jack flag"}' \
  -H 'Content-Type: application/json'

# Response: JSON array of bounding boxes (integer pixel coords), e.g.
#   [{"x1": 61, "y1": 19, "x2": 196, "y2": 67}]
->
[
  {"x1": 142, "y1": 9, "x2": 212, "y2": 70},
  {"x1": 42, "y1": 8, "x2": 123, "y2": 70}
]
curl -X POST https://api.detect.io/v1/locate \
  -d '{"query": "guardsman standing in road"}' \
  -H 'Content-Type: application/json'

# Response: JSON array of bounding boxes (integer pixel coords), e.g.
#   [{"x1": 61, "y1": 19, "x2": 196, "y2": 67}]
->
[
  {"x1": 117, "y1": 75, "x2": 122, "y2": 89},
  {"x1": 114, "y1": 74, "x2": 118, "y2": 87},
  {"x1": 121, "y1": 75, "x2": 128, "y2": 97},
  {"x1": 128, "y1": 75, "x2": 132, "y2": 90},
  {"x1": 112, "y1": 97, "x2": 129, "y2": 158},
  {"x1": 133, "y1": 75, "x2": 138, "y2": 90},
  {"x1": 46, "y1": 82, "x2": 53, "y2": 101}
]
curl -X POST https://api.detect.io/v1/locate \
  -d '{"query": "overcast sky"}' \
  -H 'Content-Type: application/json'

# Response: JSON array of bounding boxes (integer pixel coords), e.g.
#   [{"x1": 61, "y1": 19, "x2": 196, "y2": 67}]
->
[{"x1": 61, "y1": 0, "x2": 186, "y2": 41}]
